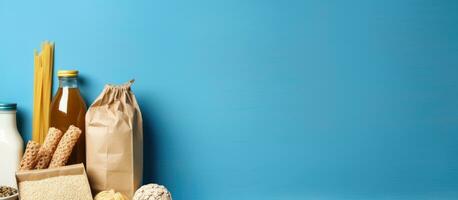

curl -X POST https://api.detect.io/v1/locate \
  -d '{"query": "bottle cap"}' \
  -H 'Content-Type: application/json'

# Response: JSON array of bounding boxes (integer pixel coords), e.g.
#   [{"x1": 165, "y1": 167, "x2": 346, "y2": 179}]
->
[
  {"x1": 0, "y1": 103, "x2": 17, "y2": 111},
  {"x1": 58, "y1": 70, "x2": 78, "y2": 77}
]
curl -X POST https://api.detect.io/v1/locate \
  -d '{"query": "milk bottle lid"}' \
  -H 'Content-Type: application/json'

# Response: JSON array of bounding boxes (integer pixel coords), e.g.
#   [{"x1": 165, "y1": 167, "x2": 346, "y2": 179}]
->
[{"x1": 0, "y1": 103, "x2": 17, "y2": 111}]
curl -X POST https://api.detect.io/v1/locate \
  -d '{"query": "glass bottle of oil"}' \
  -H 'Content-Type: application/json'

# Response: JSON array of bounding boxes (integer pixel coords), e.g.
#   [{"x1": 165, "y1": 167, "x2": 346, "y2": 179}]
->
[{"x1": 50, "y1": 70, "x2": 87, "y2": 165}]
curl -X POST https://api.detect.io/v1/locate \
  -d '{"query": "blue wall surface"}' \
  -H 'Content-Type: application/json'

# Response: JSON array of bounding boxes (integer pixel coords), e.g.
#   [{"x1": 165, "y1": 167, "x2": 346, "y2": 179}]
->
[{"x1": 1, "y1": 0, "x2": 458, "y2": 199}]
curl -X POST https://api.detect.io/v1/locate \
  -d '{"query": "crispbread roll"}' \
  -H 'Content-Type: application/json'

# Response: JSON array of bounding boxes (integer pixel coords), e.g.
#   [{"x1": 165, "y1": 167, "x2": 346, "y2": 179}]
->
[
  {"x1": 35, "y1": 148, "x2": 53, "y2": 169},
  {"x1": 19, "y1": 141, "x2": 41, "y2": 171},
  {"x1": 35, "y1": 127, "x2": 64, "y2": 169},
  {"x1": 49, "y1": 125, "x2": 82, "y2": 168}
]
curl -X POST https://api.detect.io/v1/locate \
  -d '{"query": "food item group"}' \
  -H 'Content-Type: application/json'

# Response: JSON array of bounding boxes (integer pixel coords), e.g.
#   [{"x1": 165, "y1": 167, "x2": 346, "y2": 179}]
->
[
  {"x1": 19, "y1": 125, "x2": 82, "y2": 170},
  {"x1": 86, "y1": 80, "x2": 143, "y2": 198},
  {"x1": 3, "y1": 42, "x2": 170, "y2": 200},
  {"x1": 0, "y1": 186, "x2": 17, "y2": 198},
  {"x1": 133, "y1": 184, "x2": 172, "y2": 200}
]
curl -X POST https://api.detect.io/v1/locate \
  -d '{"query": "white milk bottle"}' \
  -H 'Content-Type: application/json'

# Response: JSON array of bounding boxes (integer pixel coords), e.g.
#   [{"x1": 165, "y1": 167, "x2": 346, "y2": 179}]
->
[{"x1": 0, "y1": 103, "x2": 24, "y2": 188}]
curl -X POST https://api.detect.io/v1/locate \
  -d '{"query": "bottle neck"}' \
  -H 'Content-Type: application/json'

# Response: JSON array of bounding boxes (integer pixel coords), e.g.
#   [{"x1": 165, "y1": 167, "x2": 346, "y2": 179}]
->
[
  {"x1": 0, "y1": 111, "x2": 17, "y2": 130},
  {"x1": 59, "y1": 77, "x2": 79, "y2": 88}
]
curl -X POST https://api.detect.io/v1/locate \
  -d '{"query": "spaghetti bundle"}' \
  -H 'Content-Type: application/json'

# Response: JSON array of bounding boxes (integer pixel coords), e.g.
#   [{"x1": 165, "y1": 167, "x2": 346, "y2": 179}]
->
[{"x1": 32, "y1": 41, "x2": 54, "y2": 144}]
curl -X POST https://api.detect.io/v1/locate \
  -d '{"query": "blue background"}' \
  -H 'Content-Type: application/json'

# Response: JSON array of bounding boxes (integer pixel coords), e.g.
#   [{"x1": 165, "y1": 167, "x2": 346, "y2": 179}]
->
[{"x1": 1, "y1": 0, "x2": 458, "y2": 199}]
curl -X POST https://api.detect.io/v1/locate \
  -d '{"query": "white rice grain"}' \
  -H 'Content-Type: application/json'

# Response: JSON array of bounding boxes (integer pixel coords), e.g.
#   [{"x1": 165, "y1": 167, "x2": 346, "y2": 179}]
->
[{"x1": 19, "y1": 175, "x2": 92, "y2": 200}]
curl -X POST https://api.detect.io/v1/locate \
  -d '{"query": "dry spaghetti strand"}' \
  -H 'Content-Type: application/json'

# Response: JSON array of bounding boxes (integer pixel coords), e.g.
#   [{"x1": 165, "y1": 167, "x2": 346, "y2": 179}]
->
[{"x1": 32, "y1": 41, "x2": 54, "y2": 144}]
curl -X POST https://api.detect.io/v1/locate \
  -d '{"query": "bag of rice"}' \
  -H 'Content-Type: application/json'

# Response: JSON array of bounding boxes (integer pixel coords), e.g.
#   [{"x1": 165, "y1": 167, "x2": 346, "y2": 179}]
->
[{"x1": 16, "y1": 164, "x2": 92, "y2": 200}]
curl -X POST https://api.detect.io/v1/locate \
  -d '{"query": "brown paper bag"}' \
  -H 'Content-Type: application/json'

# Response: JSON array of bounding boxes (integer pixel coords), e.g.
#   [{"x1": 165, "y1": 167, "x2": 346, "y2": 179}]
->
[{"x1": 85, "y1": 80, "x2": 143, "y2": 199}]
